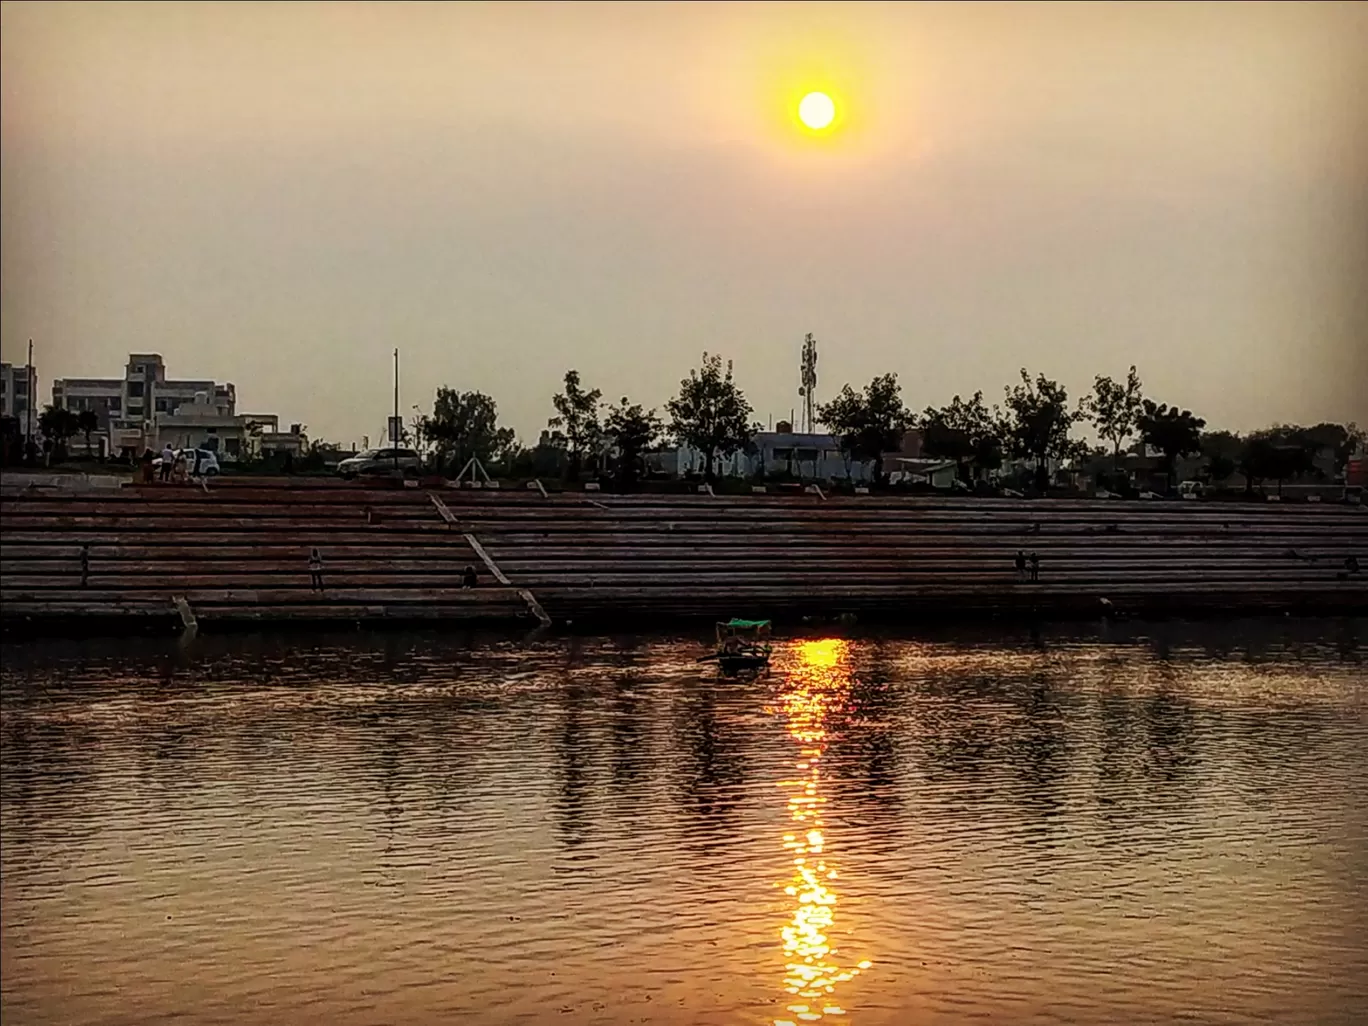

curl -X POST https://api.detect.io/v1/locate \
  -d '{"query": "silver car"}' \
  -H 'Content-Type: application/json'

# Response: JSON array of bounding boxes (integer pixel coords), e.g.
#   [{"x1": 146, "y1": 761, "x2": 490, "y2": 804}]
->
[{"x1": 336, "y1": 447, "x2": 422, "y2": 479}]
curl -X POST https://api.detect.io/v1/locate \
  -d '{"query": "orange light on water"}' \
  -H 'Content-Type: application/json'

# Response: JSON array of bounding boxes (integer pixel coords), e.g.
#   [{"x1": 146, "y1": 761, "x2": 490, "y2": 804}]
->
[{"x1": 772, "y1": 638, "x2": 870, "y2": 1024}]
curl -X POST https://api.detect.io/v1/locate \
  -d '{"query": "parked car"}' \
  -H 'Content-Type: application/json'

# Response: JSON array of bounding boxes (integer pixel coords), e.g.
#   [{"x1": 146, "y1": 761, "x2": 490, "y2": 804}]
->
[
  {"x1": 153, "y1": 448, "x2": 220, "y2": 477},
  {"x1": 336, "y1": 448, "x2": 422, "y2": 479}
]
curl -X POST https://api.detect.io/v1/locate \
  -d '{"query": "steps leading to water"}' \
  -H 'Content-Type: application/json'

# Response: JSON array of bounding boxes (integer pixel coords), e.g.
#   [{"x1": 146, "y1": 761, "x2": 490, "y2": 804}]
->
[
  {"x1": 2, "y1": 479, "x2": 1364, "y2": 630},
  {"x1": 0, "y1": 481, "x2": 531, "y2": 629}
]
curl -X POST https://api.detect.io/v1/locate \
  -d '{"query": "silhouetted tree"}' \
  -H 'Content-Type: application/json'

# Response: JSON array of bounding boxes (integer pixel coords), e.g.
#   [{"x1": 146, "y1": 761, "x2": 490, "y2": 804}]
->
[
  {"x1": 1003, "y1": 369, "x2": 1082, "y2": 492},
  {"x1": 1300, "y1": 422, "x2": 1364, "y2": 480},
  {"x1": 819, "y1": 373, "x2": 912, "y2": 486},
  {"x1": 1240, "y1": 426, "x2": 1316, "y2": 496},
  {"x1": 666, "y1": 353, "x2": 753, "y2": 481},
  {"x1": 920, "y1": 391, "x2": 1005, "y2": 483},
  {"x1": 36, "y1": 405, "x2": 81, "y2": 463},
  {"x1": 1203, "y1": 429, "x2": 1247, "y2": 487},
  {"x1": 548, "y1": 370, "x2": 603, "y2": 481},
  {"x1": 1138, "y1": 400, "x2": 1205, "y2": 493},
  {"x1": 1083, "y1": 365, "x2": 1144, "y2": 475},
  {"x1": 76, "y1": 409, "x2": 99, "y2": 458},
  {"x1": 1206, "y1": 453, "x2": 1236, "y2": 484},
  {"x1": 421, "y1": 388, "x2": 515, "y2": 476},
  {"x1": 604, "y1": 397, "x2": 662, "y2": 488}
]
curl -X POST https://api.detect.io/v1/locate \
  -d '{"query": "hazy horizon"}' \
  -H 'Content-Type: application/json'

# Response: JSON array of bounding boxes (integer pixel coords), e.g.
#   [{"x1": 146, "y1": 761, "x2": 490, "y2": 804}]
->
[{"x1": 3, "y1": 1, "x2": 1366, "y2": 447}]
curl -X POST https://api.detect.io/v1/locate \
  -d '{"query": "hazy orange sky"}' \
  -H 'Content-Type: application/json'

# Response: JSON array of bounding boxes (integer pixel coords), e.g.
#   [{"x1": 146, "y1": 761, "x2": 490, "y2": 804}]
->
[{"x1": 3, "y1": 1, "x2": 1365, "y2": 445}]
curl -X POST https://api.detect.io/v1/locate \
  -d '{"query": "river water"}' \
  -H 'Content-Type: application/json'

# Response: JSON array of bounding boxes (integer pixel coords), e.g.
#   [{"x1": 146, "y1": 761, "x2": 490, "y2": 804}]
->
[{"x1": 2, "y1": 620, "x2": 1365, "y2": 1026}]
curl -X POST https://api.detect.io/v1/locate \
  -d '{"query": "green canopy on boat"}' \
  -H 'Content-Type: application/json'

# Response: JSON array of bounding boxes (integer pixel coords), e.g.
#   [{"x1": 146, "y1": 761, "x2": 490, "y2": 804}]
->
[{"x1": 721, "y1": 618, "x2": 771, "y2": 629}]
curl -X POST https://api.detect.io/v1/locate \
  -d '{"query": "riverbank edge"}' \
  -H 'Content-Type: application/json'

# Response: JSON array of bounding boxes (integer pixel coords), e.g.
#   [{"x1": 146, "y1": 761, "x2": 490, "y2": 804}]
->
[{"x1": 4, "y1": 588, "x2": 1365, "y2": 638}]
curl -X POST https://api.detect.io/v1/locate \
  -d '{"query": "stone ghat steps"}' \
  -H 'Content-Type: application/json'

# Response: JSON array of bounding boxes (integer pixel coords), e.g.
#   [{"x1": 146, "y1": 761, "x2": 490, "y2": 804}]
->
[
  {"x1": 2, "y1": 601, "x2": 530, "y2": 625},
  {"x1": 1, "y1": 587, "x2": 529, "y2": 625},
  {"x1": 1, "y1": 551, "x2": 1353, "y2": 574},
  {"x1": 9, "y1": 486, "x2": 1360, "y2": 516},
  {"x1": 441, "y1": 495, "x2": 1364, "y2": 619},
  {"x1": 2, "y1": 486, "x2": 1365, "y2": 628},
  {"x1": 6, "y1": 528, "x2": 1356, "y2": 549},
  {"x1": 533, "y1": 588, "x2": 1360, "y2": 622},
  {"x1": 0, "y1": 569, "x2": 1349, "y2": 595},
  {"x1": 0, "y1": 487, "x2": 523, "y2": 629},
  {"x1": 1, "y1": 534, "x2": 1354, "y2": 558},
  {"x1": 8, "y1": 502, "x2": 1357, "y2": 524}
]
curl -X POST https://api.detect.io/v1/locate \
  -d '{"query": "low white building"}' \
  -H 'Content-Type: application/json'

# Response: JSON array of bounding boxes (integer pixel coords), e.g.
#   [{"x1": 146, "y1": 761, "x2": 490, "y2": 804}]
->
[
  {"x1": 653, "y1": 431, "x2": 874, "y2": 481},
  {"x1": 154, "y1": 403, "x2": 307, "y2": 461},
  {"x1": 890, "y1": 458, "x2": 959, "y2": 488}
]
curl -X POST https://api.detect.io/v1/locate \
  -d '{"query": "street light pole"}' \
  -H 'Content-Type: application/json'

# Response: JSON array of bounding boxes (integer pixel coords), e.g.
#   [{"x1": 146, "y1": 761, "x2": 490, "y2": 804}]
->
[
  {"x1": 393, "y1": 348, "x2": 399, "y2": 474},
  {"x1": 25, "y1": 338, "x2": 34, "y2": 465}
]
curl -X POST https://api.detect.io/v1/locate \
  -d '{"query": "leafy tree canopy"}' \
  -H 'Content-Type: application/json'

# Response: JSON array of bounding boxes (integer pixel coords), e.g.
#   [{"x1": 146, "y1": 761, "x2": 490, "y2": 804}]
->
[
  {"x1": 421, "y1": 388, "x2": 514, "y2": 475},
  {"x1": 818, "y1": 373, "x2": 912, "y2": 484},
  {"x1": 604, "y1": 396, "x2": 663, "y2": 487},
  {"x1": 921, "y1": 390, "x2": 1005, "y2": 480},
  {"x1": 548, "y1": 370, "x2": 603, "y2": 480},
  {"x1": 1082, "y1": 365, "x2": 1144, "y2": 467},
  {"x1": 1003, "y1": 369, "x2": 1082, "y2": 489},
  {"x1": 666, "y1": 353, "x2": 753, "y2": 481},
  {"x1": 1137, "y1": 399, "x2": 1206, "y2": 491}
]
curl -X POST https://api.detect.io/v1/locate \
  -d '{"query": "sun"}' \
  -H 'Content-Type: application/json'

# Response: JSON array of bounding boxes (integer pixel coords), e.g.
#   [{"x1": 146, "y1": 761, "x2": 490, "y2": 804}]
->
[{"x1": 798, "y1": 91, "x2": 836, "y2": 131}]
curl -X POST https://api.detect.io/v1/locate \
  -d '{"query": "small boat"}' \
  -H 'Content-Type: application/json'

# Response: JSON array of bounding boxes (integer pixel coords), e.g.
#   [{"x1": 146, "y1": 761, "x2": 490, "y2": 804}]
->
[{"x1": 705, "y1": 618, "x2": 773, "y2": 674}]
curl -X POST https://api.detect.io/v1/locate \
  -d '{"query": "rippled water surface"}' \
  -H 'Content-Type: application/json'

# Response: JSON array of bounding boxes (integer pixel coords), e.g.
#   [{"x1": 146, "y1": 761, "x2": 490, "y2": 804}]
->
[{"x1": 3, "y1": 620, "x2": 1366, "y2": 1026}]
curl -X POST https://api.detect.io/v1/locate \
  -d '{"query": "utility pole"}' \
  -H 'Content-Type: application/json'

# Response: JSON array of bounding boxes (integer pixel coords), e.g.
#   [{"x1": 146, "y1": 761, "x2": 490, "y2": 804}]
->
[
  {"x1": 392, "y1": 348, "x2": 400, "y2": 474},
  {"x1": 25, "y1": 338, "x2": 34, "y2": 465}
]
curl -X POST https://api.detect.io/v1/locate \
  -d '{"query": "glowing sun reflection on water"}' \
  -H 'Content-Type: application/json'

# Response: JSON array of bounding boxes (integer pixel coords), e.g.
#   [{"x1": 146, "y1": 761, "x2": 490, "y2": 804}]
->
[{"x1": 771, "y1": 638, "x2": 871, "y2": 1025}]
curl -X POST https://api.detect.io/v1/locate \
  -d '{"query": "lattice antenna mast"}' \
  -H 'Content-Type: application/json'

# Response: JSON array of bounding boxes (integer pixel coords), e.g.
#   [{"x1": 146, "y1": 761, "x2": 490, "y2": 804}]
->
[{"x1": 798, "y1": 333, "x2": 818, "y2": 433}]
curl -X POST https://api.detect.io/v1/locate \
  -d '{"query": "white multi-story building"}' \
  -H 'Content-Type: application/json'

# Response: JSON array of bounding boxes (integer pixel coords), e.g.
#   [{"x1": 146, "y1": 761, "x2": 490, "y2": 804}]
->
[
  {"x1": 51, "y1": 353, "x2": 307, "y2": 461},
  {"x1": 52, "y1": 354, "x2": 237, "y2": 457},
  {"x1": 0, "y1": 361, "x2": 39, "y2": 426}
]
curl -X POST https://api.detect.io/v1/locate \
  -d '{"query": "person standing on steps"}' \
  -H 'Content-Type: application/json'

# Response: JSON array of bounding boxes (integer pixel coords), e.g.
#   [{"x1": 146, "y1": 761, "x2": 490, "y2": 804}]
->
[
  {"x1": 160, "y1": 443, "x2": 175, "y2": 482},
  {"x1": 1029, "y1": 551, "x2": 1040, "y2": 582},
  {"x1": 79, "y1": 544, "x2": 90, "y2": 588},
  {"x1": 462, "y1": 564, "x2": 478, "y2": 589},
  {"x1": 308, "y1": 547, "x2": 325, "y2": 592},
  {"x1": 1014, "y1": 550, "x2": 1027, "y2": 582}
]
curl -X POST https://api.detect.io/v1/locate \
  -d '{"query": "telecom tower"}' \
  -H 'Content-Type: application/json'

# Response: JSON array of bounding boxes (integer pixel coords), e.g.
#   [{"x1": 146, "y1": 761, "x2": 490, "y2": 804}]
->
[{"x1": 797, "y1": 333, "x2": 818, "y2": 433}]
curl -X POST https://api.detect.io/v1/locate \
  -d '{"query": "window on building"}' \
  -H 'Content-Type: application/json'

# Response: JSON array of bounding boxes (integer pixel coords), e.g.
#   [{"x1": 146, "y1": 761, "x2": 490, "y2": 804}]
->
[
  {"x1": 127, "y1": 381, "x2": 144, "y2": 397},
  {"x1": 109, "y1": 396, "x2": 121, "y2": 412},
  {"x1": 225, "y1": 437, "x2": 241, "y2": 456},
  {"x1": 14, "y1": 378, "x2": 28, "y2": 396},
  {"x1": 155, "y1": 398, "x2": 168, "y2": 412},
  {"x1": 127, "y1": 403, "x2": 143, "y2": 417}
]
